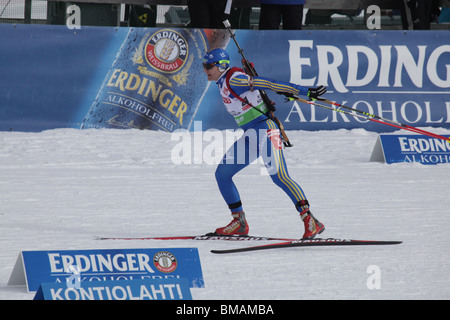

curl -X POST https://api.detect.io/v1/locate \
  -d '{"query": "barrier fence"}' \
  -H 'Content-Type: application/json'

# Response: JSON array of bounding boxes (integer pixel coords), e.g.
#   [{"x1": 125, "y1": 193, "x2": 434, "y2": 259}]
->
[{"x1": 1, "y1": 0, "x2": 449, "y2": 29}]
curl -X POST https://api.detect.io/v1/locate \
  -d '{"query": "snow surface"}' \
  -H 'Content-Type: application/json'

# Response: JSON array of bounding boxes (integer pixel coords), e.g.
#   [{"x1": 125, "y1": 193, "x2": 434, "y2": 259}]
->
[{"x1": 1, "y1": 127, "x2": 449, "y2": 300}]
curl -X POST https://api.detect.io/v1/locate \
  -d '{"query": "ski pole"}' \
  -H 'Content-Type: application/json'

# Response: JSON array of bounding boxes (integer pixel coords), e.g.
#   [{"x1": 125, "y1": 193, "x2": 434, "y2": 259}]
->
[
  {"x1": 320, "y1": 98, "x2": 450, "y2": 141},
  {"x1": 294, "y1": 96, "x2": 450, "y2": 142},
  {"x1": 323, "y1": 99, "x2": 450, "y2": 142}
]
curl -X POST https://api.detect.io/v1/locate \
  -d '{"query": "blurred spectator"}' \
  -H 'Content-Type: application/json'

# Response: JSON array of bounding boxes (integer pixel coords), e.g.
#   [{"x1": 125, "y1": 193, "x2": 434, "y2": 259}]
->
[
  {"x1": 438, "y1": 8, "x2": 450, "y2": 23},
  {"x1": 401, "y1": 0, "x2": 440, "y2": 30},
  {"x1": 259, "y1": 0, "x2": 305, "y2": 30},
  {"x1": 126, "y1": 5, "x2": 156, "y2": 27},
  {"x1": 187, "y1": 0, "x2": 228, "y2": 28}
]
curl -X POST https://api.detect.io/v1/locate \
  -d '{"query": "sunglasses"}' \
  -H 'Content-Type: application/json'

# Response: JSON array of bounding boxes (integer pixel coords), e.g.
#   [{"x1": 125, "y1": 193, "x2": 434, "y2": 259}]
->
[{"x1": 202, "y1": 63, "x2": 216, "y2": 70}]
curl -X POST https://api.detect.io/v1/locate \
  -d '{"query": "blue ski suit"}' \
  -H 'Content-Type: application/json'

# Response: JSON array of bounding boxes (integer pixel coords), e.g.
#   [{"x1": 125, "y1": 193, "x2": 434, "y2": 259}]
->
[{"x1": 214, "y1": 67, "x2": 310, "y2": 213}]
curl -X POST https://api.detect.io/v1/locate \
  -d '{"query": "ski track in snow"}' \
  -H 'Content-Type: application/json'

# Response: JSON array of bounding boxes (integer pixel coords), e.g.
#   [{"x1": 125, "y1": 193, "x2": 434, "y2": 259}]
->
[{"x1": 1, "y1": 128, "x2": 449, "y2": 300}]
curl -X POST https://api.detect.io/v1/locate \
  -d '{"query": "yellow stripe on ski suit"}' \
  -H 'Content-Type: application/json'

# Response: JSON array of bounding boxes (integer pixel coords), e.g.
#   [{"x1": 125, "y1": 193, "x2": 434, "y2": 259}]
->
[
  {"x1": 229, "y1": 77, "x2": 300, "y2": 96},
  {"x1": 266, "y1": 119, "x2": 306, "y2": 203}
]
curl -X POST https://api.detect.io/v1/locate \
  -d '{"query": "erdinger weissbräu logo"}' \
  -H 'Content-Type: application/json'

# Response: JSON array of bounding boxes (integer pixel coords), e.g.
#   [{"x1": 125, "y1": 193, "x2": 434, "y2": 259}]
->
[
  {"x1": 153, "y1": 251, "x2": 177, "y2": 273},
  {"x1": 145, "y1": 29, "x2": 188, "y2": 73}
]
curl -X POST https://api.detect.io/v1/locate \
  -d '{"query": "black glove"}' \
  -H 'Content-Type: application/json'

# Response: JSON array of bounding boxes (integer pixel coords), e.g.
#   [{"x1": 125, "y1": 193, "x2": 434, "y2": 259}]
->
[{"x1": 307, "y1": 85, "x2": 327, "y2": 101}]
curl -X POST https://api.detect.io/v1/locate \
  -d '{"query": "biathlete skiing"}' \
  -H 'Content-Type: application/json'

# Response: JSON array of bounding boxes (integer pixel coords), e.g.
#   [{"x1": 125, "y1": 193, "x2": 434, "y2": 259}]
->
[{"x1": 203, "y1": 47, "x2": 327, "y2": 239}]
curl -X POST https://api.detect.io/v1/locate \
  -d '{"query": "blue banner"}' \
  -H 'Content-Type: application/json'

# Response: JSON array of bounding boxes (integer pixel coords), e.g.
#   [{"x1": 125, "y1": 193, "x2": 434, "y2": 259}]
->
[
  {"x1": 255, "y1": 30, "x2": 450, "y2": 132},
  {"x1": 371, "y1": 134, "x2": 450, "y2": 164},
  {"x1": 1, "y1": 24, "x2": 449, "y2": 132},
  {"x1": 14, "y1": 248, "x2": 203, "y2": 291},
  {"x1": 0, "y1": 24, "x2": 128, "y2": 131},
  {"x1": 33, "y1": 278, "x2": 192, "y2": 300}
]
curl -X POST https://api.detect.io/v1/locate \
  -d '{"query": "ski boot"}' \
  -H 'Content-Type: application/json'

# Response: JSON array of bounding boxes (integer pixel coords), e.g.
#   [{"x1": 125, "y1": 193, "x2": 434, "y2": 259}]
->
[
  {"x1": 300, "y1": 210, "x2": 325, "y2": 239},
  {"x1": 215, "y1": 211, "x2": 249, "y2": 236}
]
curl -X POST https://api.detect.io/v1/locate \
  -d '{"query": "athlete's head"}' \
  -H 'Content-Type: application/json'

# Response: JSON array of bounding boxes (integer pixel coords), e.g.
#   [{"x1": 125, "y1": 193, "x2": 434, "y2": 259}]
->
[
  {"x1": 203, "y1": 48, "x2": 230, "y2": 71},
  {"x1": 202, "y1": 48, "x2": 230, "y2": 81}
]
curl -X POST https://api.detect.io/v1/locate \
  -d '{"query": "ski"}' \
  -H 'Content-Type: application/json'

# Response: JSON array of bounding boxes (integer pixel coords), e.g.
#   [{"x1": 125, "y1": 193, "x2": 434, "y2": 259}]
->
[
  {"x1": 94, "y1": 233, "x2": 297, "y2": 242},
  {"x1": 210, "y1": 237, "x2": 403, "y2": 254}
]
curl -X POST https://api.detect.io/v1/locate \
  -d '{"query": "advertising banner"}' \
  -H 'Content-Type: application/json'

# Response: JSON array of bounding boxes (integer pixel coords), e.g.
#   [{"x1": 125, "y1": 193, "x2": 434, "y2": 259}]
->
[
  {"x1": 1, "y1": 24, "x2": 448, "y2": 132},
  {"x1": 33, "y1": 278, "x2": 192, "y2": 300},
  {"x1": 8, "y1": 248, "x2": 204, "y2": 291},
  {"x1": 370, "y1": 134, "x2": 450, "y2": 164}
]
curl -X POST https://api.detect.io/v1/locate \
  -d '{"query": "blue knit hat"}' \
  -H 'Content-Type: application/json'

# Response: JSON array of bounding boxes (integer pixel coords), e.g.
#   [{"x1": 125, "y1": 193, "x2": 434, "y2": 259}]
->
[{"x1": 203, "y1": 48, "x2": 230, "y2": 70}]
